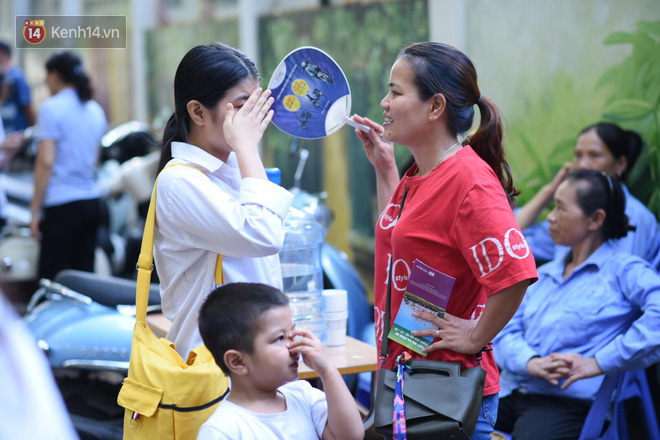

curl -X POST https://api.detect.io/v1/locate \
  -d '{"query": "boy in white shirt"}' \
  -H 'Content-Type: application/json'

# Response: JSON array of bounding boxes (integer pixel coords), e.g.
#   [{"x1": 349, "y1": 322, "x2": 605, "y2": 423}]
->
[{"x1": 197, "y1": 283, "x2": 364, "y2": 440}]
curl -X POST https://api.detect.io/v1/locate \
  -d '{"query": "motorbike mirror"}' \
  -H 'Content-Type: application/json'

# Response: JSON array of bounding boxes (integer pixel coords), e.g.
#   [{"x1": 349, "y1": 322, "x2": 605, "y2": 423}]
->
[
  {"x1": 267, "y1": 46, "x2": 369, "y2": 140},
  {"x1": 101, "y1": 121, "x2": 150, "y2": 148}
]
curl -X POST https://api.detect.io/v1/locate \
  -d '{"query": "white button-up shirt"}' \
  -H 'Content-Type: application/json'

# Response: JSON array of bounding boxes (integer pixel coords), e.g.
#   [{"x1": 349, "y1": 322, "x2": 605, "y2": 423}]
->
[{"x1": 154, "y1": 142, "x2": 293, "y2": 358}]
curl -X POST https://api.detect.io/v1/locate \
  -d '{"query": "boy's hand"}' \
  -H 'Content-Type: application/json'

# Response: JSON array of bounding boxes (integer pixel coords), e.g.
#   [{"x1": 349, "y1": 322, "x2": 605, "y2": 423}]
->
[{"x1": 287, "y1": 328, "x2": 331, "y2": 377}]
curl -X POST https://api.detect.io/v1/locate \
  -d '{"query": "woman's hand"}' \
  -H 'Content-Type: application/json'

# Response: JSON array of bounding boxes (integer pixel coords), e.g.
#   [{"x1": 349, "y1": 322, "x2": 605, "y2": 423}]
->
[
  {"x1": 353, "y1": 114, "x2": 400, "y2": 213},
  {"x1": 411, "y1": 310, "x2": 482, "y2": 355},
  {"x1": 540, "y1": 163, "x2": 572, "y2": 204},
  {"x1": 352, "y1": 114, "x2": 396, "y2": 171},
  {"x1": 516, "y1": 162, "x2": 572, "y2": 229},
  {"x1": 526, "y1": 353, "x2": 579, "y2": 385},
  {"x1": 561, "y1": 357, "x2": 604, "y2": 389},
  {"x1": 29, "y1": 212, "x2": 41, "y2": 239},
  {"x1": 223, "y1": 87, "x2": 274, "y2": 153}
]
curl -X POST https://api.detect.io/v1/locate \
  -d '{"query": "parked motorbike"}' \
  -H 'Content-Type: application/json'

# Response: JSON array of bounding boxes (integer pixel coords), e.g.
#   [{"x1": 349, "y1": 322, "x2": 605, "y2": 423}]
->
[
  {"x1": 96, "y1": 121, "x2": 160, "y2": 279},
  {"x1": 0, "y1": 121, "x2": 160, "y2": 286},
  {"x1": 24, "y1": 270, "x2": 161, "y2": 439}
]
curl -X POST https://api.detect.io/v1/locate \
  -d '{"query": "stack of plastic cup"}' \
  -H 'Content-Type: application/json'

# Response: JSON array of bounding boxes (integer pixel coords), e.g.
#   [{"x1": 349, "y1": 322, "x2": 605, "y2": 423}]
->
[{"x1": 322, "y1": 289, "x2": 348, "y2": 348}]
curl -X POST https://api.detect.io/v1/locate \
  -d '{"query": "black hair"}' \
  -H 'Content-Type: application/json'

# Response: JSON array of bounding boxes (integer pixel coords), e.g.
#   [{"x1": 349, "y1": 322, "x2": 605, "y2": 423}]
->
[
  {"x1": 564, "y1": 169, "x2": 632, "y2": 241},
  {"x1": 578, "y1": 122, "x2": 644, "y2": 182},
  {"x1": 45, "y1": 51, "x2": 92, "y2": 102},
  {"x1": 0, "y1": 41, "x2": 10, "y2": 57},
  {"x1": 158, "y1": 43, "x2": 260, "y2": 173},
  {"x1": 198, "y1": 283, "x2": 289, "y2": 375},
  {"x1": 399, "y1": 42, "x2": 519, "y2": 207}
]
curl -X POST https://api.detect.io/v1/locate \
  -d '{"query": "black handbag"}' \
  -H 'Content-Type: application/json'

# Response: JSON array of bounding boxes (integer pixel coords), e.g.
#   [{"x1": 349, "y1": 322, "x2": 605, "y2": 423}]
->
[
  {"x1": 374, "y1": 184, "x2": 486, "y2": 439},
  {"x1": 374, "y1": 359, "x2": 486, "y2": 439}
]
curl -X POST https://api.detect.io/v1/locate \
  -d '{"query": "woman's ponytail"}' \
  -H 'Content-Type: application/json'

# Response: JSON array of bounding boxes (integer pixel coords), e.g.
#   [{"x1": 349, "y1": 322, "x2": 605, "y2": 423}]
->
[
  {"x1": 466, "y1": 96, "x2": 519, "y2": 207},
  {"x1": 158, "y1": 112, "x2": 185, "y2": 173},
  {"x1": 72, "y1": 66, "x2": 93, "y2": 102},
  {"x1": 45, "y1": 52, "x2": 93, "y2": 102}
]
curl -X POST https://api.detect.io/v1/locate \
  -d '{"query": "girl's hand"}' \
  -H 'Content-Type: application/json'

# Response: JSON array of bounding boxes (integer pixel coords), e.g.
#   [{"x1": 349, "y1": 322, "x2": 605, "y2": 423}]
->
[
  {"x1": 287, "y1": 328, "x2": 331, "y2": 377},
  {"x1": 352, "y1": 114, "x2": 396, "y2": 171},
  {"x1": 223, "y1": 87, "x2": 274, "y2": 153},
  {"x1": 411, "y1": 310, "x2": 482, "y2": 355}
]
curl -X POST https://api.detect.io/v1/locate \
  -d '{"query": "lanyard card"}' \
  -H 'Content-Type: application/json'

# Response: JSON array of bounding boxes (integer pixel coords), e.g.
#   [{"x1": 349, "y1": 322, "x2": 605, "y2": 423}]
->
[{"x1": 267, "y1": 46, "x2": 369, "y2": 139}]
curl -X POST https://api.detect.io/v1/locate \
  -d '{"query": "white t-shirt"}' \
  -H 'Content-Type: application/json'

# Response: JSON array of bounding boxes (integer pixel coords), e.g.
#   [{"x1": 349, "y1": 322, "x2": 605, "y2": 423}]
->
[
  {"x1": 197, "y1": 380, "x2": 328, "y2": 440},
  {"x1": 154, "y1": 141, "x2": 294, "y2": 358}
]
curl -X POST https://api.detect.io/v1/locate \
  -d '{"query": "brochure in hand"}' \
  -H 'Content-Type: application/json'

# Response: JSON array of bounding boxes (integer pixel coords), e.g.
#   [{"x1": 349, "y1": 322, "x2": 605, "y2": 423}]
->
[
  {"x1": 267, "y1": 46, "x2": 369, "y2": 139},
  {"x1": 388, "y1": 259, "x2": 455, "y2": 356}
]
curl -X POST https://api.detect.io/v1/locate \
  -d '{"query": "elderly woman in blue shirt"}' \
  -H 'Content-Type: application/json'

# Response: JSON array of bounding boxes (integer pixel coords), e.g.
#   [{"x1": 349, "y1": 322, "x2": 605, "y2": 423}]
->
[
  {"x1": 517, "y1": 122, "x2": 660, "y2": 268},
  {"x1": 494, "y1": 169, "x2": 660, "y2": 440}
]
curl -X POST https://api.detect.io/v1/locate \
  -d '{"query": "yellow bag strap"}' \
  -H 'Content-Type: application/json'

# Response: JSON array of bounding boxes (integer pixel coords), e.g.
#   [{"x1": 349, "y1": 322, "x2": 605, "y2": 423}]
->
[{"x1": 136, "y1": 163, "x2": 223, "y2": 323}]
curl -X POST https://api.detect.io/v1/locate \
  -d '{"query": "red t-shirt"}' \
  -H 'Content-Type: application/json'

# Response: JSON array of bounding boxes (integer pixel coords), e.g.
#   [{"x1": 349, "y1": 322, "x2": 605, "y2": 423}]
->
[{"x1": 374, "y1": 146, "x2": 538, "y2": 396}]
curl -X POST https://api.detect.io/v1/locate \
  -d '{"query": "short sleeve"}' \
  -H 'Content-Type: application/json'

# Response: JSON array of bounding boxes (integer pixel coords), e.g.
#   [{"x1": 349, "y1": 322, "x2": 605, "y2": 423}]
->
[
  {"x1": 453, "y1": 180, "x2": 537, "y2": 295},
  {"x1": 197, "y1": 425, "x2": 231, "y2": 440},
  {"x1": 292, "y1": 380, "x2": 328, "y2": 437},
  {"x1": 37, "y1": 100, "x2": 60, "y2": 141}
]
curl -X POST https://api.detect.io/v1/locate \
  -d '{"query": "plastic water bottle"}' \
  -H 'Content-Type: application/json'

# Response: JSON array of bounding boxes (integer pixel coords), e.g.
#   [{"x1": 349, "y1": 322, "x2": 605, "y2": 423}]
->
[
  {"x1": 266, "y1": 167, "x2": 328, "y2": 344},
  {"x1": 265, "y1": 167, "x2": 281, "y2": 186},
  {"x1": 280, "y1": 213, "x2": 327, "y2": 345}
]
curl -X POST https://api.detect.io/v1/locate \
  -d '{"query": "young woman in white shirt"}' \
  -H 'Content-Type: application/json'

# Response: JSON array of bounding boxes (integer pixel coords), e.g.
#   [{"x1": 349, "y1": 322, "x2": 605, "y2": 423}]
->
[{"x1": 154, "y1": 43, "x2": 293, "y2": 358}]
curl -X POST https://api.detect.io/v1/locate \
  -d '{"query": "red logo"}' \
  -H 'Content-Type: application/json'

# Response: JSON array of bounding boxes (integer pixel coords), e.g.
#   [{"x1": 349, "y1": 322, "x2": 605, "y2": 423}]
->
[
  {"x1": 469, "y1": 228, "x2": 530, "y2": 277},
  {"x1": 379, "y1": 203, "x2": 401, "y2": 230},
  {"x1": 23, "y1": 20, "x2": 46, "y2": 44}
]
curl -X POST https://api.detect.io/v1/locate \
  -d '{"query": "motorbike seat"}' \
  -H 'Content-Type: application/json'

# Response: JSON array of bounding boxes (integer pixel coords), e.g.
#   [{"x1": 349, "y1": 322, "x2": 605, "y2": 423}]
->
[{"x1": 54, "y1": 269, "x2": 161, "y2": 308}]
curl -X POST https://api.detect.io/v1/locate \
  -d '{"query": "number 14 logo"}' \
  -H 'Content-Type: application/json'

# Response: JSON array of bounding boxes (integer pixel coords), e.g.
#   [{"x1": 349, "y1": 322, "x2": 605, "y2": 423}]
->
[{"x1": 24, "y1": 20, "x2": 46, "y2": 45}]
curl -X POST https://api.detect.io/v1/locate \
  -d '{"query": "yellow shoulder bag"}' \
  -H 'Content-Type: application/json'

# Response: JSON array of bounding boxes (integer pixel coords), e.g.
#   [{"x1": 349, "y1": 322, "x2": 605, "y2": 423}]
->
[{"x1": 117, "y1": 164, "x2": 229, "y2": 439}]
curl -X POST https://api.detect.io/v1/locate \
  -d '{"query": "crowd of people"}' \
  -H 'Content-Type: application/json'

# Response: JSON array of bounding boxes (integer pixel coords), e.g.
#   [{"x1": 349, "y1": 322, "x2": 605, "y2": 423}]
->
[{"x1": 0, "y1": 36, "x2": 658, "y2": 440}]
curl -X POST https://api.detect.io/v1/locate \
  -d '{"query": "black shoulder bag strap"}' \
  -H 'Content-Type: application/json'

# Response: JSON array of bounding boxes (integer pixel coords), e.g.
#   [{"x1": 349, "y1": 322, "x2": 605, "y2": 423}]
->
[
  {"x1": 378, "y1": 183, "x2": 487, "y2": 369},
  {"x1": 380, "y1": 184, "x2": 408, "y2": 369}
]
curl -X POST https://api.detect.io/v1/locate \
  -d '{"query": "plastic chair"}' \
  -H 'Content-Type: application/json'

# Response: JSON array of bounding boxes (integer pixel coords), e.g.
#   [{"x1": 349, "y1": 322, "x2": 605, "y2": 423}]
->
[{"x1": 579, "y1": 369, "x2": 660, "y2": 440}]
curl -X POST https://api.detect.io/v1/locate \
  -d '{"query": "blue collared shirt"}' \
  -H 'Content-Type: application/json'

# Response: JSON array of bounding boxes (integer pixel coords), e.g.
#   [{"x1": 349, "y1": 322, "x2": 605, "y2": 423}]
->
[
  {"x1": 494, "y1": 241, "x2": 660, "y2": 401},
  {"x1": 37, "y1": 88, "x2": 107, "y2": 207},
  {"x1": 523, "y1": 186, "x2": 660, "y2": 270}
]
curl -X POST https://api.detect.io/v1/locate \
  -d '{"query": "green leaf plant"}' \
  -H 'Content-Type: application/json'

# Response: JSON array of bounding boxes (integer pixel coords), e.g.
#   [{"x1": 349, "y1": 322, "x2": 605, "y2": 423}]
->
[{"x1": 598, "y1": 20, "x2": 660, "y2": 219}]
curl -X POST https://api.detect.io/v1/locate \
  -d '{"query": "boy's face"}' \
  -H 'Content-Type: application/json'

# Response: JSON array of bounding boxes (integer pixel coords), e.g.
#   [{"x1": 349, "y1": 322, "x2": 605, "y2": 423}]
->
[{"x1": 242, "y1": 305, "x2": 299, "y2": 389}]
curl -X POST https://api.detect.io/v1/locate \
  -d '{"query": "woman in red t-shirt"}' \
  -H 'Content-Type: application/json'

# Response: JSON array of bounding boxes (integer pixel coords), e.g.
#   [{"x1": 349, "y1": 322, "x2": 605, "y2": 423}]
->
[{"x1": 353, "y1": 42, "x2": 538, "y2": 439}]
